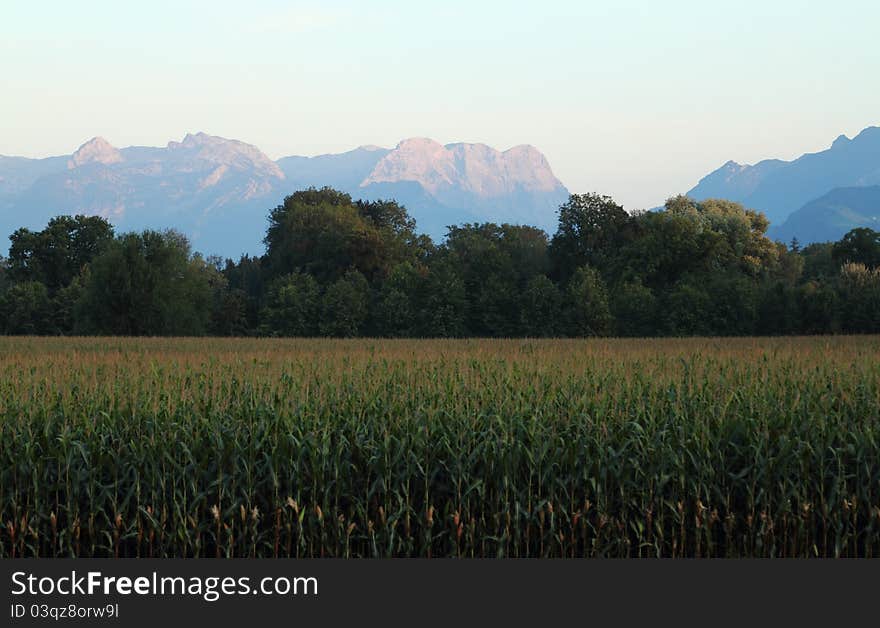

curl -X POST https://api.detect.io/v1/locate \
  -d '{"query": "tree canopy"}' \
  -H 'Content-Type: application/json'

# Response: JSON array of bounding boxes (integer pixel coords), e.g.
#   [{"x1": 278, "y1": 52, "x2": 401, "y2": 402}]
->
[{"x1": 1, "y1": 189, "x2": 877, "y2": 337}]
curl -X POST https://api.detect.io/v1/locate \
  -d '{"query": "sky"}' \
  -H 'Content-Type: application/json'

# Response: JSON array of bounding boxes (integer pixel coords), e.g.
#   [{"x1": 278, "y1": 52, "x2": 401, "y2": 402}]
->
[{"x1": 2, "y1": 0, "x2": 879, "y2": 209}]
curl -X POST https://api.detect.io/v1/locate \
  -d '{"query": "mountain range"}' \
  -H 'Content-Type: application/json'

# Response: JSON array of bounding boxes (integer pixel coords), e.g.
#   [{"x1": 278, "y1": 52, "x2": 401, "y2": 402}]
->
[
  {"x1": 686, "y1": 126, "x2": 880, "y2": 243},
  {"x1": 4, "y1": 125, "x2": 879, "y2": 259},
  {"x1": 0, "y1": 134, "x2": 569, "y2": 258}
]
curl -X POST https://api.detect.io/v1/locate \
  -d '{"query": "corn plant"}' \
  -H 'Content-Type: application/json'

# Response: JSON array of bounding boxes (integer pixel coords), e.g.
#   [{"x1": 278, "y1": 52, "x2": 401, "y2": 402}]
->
[{"x1": 1, "y1": 336, "x2": 878, "y2": 557}]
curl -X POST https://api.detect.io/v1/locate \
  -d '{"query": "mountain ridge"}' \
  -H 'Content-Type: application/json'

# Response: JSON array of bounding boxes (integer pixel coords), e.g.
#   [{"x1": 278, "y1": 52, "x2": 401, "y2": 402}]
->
[
  {"x1": 685, "y1": 125, "x2": 880, "y2": 242},
  {"x1": 0, "y1": 133, "x2": 569, "y2": 257},
  {"x1": 769, "y1": 186, "x2": 880, "y2": 244}
]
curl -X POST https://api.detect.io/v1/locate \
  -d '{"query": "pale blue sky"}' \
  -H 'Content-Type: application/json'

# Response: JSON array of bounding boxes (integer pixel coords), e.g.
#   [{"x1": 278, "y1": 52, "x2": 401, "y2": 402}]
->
[{"x1": 2, "y1": 0, "x2": 878, "y2": 208}]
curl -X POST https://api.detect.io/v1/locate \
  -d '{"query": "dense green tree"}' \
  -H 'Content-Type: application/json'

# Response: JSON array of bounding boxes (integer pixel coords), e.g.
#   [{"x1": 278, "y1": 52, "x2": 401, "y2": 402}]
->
[
  {"x1": 319, "y1": 270, "x2": 370, "y2": 337},
  {"x1": 837, "y1": 263, "x2": 880, "y2": 333},
  {"x1": 211, "y1": 288, "x2": 250, "y2": 336},
  {"x1": 3, "y1": 189, "x2": 880, "y2": 339},
  {"x1": 416, "y1": 255, "x2": 467, "y2": 337},
  {"x1": 774, "y1": 242, "x2": 805, "y2": 286},
  {"x1": 52, "y1": 277, "x2": 84, "y2": 334},
  {"x1": 357, "y1": 198, "x2": 432, "y2": 256},
  {"x1": 701, "y1": 272, "x2": 759, "y2": 335},
  {"x1": 619, "y1": 209, "x2": 722, "y2": 289},
  {"x1": 372, "y1": 262, "x2": 423, "y2": 337},
  {"x1": 261, "y1": 272, "x2": 321, "y2": 337},
  {"x1": 264, "y1": 188, "x2": 427, "y2": 283},
  {"x1": 221, "y1": 255, "x2": 265, "y2": 332},
  {"x1": 0, "y1": 255, "x2": 8, "y2": 330},
  {"x1": 7, "y1": 215, "x2": 114, "y2": 291},
  {"x1": 549, "y1": 193, "x2": 634, "y2": 281},
  {"x1": 611, "y1": 279, "x2": 657, "y2": 337},
  {"x1": 0, "y1": 281, "x2": 55, "y2": 335},
  {"x1": 800, "y1": 242, "x2": 837, "y2": 281},
  {"x1": 758, "y1": 281, "x2": 800, "y2": 335},
  {"x1": 659, "y1": 272, "x2": 759, "y2": 337},
  {"x1": 443, "y1": 223, "x2": 549, "y2": 336},
  {"x1": 666, "y1": 196, "x2": 779, "y2": 275},
  {"x1": 797, "y1": 280, "x2": 838, "y2": 335},
  {"x1": 832, "y1": 228, "x2": 880, "y2": 269},
  {"x1": 661, "y1": 280, "x2": 713, "y2": 336},
  {"x1": 76, "y1": 230, "x2": 217, "y2": 335},
  {"x1": 520, "y1": 275, "x2": 563, "y2": 337},
  {"x1": 564, "y1": 266, "x2": 612, "y2": 336}
]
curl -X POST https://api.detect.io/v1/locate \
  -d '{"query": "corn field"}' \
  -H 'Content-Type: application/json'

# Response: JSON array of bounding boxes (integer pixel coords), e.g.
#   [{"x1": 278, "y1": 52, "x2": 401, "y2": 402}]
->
[{"x1": 1, "y1": 336, "x2": 879, "y2": 558}]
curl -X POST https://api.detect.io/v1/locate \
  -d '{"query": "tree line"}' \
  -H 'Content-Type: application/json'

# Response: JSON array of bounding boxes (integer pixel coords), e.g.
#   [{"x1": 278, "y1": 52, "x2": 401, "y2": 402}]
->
[{"x1": 1, "y1": 187, "x2": 878, "y2": 337}]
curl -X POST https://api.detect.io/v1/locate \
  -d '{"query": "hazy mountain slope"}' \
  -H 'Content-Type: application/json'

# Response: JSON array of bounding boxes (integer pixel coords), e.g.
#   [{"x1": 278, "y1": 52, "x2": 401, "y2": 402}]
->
[
  {"x1": 1, "y1": 134, "x2": 569, "y2": 257},
  {"x1": 770, "y1": 186, "x2": 880, "y2": 244},
  {"x1": 276, "y1": 146, "x2": 391, "y2": 192},
  {"x1": 357, "y1": 138, "x2": 568, "y2": 234},
  {"x1": 2, "y1": 133, "x2": 285, "y2": 257},
  {"x1": 687, "y1": 126, "x2": 880, "y2": 226},
  {"x1": 686, "y1": 158, "x2": 787, "y2": 203},
  {"x1": 0, "y1": 155, "x2": 68, "y2": 203},
  {"x1": 277, "y1": 138, "x2": 569, "y2": 235}
]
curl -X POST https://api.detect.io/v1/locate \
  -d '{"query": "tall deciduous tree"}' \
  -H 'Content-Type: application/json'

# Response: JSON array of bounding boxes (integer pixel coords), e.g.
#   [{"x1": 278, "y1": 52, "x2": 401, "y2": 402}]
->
[
  {"x1": 76, "y1": 230, "x2": 218, "y2": 335},
  {"x1": 7, "y1": 215, "x2": 114, "y2": 291},
  {"x1": 549, "y1": 193, "x2": 633, "y2": 281},
  {"x1": 264, "y1": 188, "x2": 428, "y2": 283},
  {"x1": 443, "y1": 223, "x2": 550, "y2": 336},
  {"x1": 564, "y1": 265, "x2": 612, "y2": 336},
  {"x1": 260, "y1": 272, "x2": 321, "y2": 337},
  {"x1": 320, "y1": 270, "x2": 370, "y2": 337},
  {"x1": 832, "y1": 228, "x2": 880, "y2": 269},
  {"x1": 0, "y1": 281, "x2": 54, "y2": 335}
]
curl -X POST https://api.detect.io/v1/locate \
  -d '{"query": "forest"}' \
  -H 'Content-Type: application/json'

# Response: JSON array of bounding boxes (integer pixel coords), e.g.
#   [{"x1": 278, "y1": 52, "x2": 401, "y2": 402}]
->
[{"x1": 1, "y1": 187, "x2": 878, "y2": 337}]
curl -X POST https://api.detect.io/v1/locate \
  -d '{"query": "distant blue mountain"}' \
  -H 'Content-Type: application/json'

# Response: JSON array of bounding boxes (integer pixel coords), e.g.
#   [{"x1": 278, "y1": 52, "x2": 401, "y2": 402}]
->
[
  {"x1": 769, "y1": 186, "x2": 880, "y2": 244},
  {"x1": 686, "y1": 126, "x2": 880, "y2": 240},
  {"x1": 0, "y1": 134, "x2": 569, "y2": 258},
  {"x1": 276, "y1": 145, "x2": 391, "y2": 192}
]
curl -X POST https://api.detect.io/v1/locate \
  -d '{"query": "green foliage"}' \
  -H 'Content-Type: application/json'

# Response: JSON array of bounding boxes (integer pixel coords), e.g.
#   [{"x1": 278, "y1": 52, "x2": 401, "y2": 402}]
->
[
  {"x1": 1, "y1": 191, "x2": 878, "y2": 338},
  {"x1": 211, "y1": 288, "x2": 250, "y2": 337},
  {"x1": 801, "y1": 242, "x2": 837, "y2": 280},
  {"x1": 837, "y1": 263, "x2": 880, "y2": 333},
  {"x1": 319, "y1": 270, "x2": 370, "y2": 337},
  {"x1": 7, "y1": 215, "x2": 113, "y2": 291},
  {"x1": 260, "y1": 272, "x2": 321, "y2": 337},
  {"x1": 797, "y1": 280, "x2": 838, "y2": 335},
  {"x1": 565, "y1": 266, "x2": 612, "y2": 336},
  {"x1": 264, "y1": 188, "x2": 427, "y2": 283},
  {"x1": 52, "y1": 277, "x2": 84, "y2": 334},
  {"x1": 550, "y1": 193, "x2": 633, "y2": 281},
  {"x1": 832, "y1": 227, "x2": 880, "y2": 269},
  {"x1": 444, "y1": 223, "x2": 550, "y2": 336},
  {"x1": 75, "y1": 230, "x2": 217, "y2": 335},
  {"x1": 0, "y1": 281, "x2": 55, "y2": 335},
  {"x1": 221, "y1": 255, "x2": 265, "y2": 331},
  {"x1": 416, "y1": 255, "x2": 467, "y2": 337},
  {"x1": 372, "y1": 262, "x2": 422, "y2": 337},
  {"x1": 2, "y1": 336, "x2": 879, "y2": 558},
  {"x1": 661, "y1": 280, "x2": 714, "y2": 336},
  {"x1": 757, "y1": 281, "x2": 800, "y2": 335},
  {"x1": 520, "y1": 275, "x2": 563, "y2": 337},
  {"x1": 611, "y1": 279, "x2": 657, "y2": 337},
  {"x1": 621, "y1": 208, "x2": 722, "y2": 288}
]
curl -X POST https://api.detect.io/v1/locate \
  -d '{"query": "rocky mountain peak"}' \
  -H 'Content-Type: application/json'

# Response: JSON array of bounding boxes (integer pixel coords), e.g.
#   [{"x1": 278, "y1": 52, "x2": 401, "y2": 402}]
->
[
  {"x1": 67, "y1": 137, "x2": 123, "y2": 169},
  {"x1": 832, "y1": 134, "x2": 851, "y2": 149},
  {"x1": 1, "y1": 132, "x2": 569, "y2": 256},
  {"x1": 362, "y1": 137, "x2": 563, "y2": 197},
  {"x1": 167, "y1": 132, "x2": 284, "y2": 180}
]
